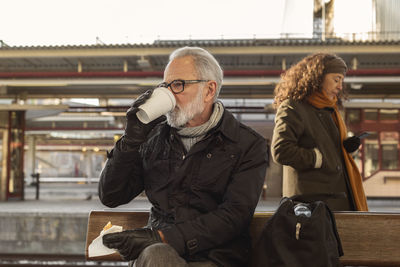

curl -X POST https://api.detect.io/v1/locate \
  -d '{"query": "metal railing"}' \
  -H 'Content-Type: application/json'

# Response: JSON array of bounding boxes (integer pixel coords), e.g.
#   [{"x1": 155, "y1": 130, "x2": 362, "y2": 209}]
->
[
  {"x1": 27, "y1": 176, "x2": 99, "y2": 183},
  {"x1": 278, "y1": 31, "x2": 400, "y2": 41}
]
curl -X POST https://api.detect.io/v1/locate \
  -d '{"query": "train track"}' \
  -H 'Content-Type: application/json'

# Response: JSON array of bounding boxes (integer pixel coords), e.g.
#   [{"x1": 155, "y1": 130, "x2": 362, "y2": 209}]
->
[{"x1": 0, "y1": 254, "x2": 127, "y2": 267}]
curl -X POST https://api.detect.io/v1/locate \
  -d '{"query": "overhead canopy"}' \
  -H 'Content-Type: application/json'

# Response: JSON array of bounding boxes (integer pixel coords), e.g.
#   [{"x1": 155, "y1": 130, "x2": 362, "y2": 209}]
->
[{"x1": 1, "y1": 38, "x2": 400, "y2": 99}]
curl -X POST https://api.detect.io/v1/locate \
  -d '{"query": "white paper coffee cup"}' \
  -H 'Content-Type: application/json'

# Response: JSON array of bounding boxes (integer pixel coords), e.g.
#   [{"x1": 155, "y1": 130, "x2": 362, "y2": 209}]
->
[{"x1": 136, "y1": 87, "x2": 176, "y2": 124}]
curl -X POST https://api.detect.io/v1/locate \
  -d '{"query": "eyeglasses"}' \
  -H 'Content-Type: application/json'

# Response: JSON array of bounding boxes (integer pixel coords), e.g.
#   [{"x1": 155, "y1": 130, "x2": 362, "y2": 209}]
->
[{"x1": 158, "y1": 79, "x2": 209, "y2": 94}]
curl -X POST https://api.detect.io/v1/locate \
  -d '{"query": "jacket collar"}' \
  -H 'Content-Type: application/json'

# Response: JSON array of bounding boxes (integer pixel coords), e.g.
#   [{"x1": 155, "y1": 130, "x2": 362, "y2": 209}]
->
[{"x1": 213, "y1": 109, "x2": 240, "y2": 143}]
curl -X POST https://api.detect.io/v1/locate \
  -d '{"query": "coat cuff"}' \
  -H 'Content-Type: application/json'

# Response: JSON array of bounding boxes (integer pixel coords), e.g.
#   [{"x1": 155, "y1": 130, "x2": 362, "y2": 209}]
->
[
  {"x1": 109, "y1": 139, "x2": 141, "y2": 163},
  {"x1": 313, "y1": 148, "x2": 323, "y2": 168}
]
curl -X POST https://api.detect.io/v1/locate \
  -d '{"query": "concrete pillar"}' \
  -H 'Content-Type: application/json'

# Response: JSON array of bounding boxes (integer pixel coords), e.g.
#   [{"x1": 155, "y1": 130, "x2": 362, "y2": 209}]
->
[
  {"x1": 0, "y1": 110, "x2": 25, "y2": 201},
  {"x1": 0, "y1": 112, "x2": 8, "y2": 201}
]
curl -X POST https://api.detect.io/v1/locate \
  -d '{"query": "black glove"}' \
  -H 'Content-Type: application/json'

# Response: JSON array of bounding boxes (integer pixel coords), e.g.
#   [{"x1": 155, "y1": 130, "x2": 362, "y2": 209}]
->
[
  {"x1": 102, "y1": 228, "x2": 162, "y2": 260},
  {"x1": 124, "y1": 89, "x2": 165, "y2": 145},
  {"x1": 343, "y1": 136, "x2": 361, "y2": 153}
]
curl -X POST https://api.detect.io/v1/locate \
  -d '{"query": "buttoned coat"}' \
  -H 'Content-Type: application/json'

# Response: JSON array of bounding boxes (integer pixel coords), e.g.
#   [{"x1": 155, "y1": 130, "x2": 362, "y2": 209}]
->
[
  {"x1": 99, "y1": 109, "x2": 268, "y2": 267},
  {"x1": 271, "y1": 98, "x2": 355, "y2": 210}
]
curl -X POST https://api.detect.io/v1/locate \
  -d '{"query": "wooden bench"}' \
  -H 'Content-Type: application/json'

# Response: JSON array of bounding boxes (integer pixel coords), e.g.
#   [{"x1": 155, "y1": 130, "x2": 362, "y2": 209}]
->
[{"x1": 85, "y1": 210, "x2": 400, "y2": 266}]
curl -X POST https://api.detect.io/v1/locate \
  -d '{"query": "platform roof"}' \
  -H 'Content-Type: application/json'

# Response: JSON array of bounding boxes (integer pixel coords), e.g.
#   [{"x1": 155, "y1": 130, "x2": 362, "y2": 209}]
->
[{"x1": 1, "y1": 38, "x2": 400, "y2": 100}]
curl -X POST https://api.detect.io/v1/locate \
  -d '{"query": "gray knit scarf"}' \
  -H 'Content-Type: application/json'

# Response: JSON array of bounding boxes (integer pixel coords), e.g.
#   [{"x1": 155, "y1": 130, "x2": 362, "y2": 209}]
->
[{"x1": 177, "y1": 101, "x2": 224, "y2": 152}]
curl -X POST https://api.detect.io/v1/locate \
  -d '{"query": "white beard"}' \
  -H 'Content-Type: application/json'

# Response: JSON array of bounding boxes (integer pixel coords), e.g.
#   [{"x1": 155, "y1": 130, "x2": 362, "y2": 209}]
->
[{"x1": 166, "y1": 88, "x2": 205, "y2": 128}]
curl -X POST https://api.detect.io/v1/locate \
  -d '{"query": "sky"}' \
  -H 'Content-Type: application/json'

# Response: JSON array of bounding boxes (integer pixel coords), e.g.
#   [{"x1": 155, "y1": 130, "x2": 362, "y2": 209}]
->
[
  {"x1": 1, "y1": 0, "x2": 307, "y2": 46},
  {"x1": 0, "y1": 0, "x2": 372, "y2": 46}
]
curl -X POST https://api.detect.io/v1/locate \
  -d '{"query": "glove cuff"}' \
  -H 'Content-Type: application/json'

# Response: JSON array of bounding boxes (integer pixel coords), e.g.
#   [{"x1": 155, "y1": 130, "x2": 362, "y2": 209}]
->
[
  {"x1": 158, "y1": 230, "x2": 167, "y2": 243},
  {"x1": 313, "y1": 148, "x2": 323, "y2": 169}
]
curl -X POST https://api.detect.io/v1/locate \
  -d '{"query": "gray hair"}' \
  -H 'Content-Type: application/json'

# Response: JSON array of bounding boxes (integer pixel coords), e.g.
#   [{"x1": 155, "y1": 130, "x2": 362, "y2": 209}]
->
[{"x1": 167, "y1": 46, "x2": 223, "y2": 101}]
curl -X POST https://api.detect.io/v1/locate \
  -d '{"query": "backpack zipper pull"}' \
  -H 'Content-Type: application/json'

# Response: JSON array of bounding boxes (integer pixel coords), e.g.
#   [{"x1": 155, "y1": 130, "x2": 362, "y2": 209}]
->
[{"x1": 296, "y1": 222, "x2": 301, "y2": 240}]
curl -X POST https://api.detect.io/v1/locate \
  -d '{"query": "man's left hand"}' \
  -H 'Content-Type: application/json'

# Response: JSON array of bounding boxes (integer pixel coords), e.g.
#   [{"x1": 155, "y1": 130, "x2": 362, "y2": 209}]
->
[{"x1": 102, "y1": 228, "x2": 162, "y2": 260}]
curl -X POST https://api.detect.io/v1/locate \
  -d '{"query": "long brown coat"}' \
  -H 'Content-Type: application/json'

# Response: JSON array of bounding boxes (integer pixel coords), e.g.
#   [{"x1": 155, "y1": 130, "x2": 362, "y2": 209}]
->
[{"x1": 271, "y1": 98, "x2": 355, "y2": 211}]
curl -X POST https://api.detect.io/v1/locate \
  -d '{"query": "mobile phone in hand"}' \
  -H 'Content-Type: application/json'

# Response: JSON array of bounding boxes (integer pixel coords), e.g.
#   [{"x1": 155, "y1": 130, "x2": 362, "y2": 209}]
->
[{"x1": 357, "y1": 132, "x2": 370, "y2": 139}]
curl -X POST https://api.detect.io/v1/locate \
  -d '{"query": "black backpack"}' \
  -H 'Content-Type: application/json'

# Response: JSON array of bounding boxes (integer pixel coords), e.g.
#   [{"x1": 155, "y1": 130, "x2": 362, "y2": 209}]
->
[{"x1": 251, "y1": 197, "x2": 343, "y2": 267}]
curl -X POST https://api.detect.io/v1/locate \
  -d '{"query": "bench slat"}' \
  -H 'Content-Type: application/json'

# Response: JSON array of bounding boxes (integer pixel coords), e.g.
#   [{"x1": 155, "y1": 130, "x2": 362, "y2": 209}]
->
[
  {"x1": 86, "y1": 210, "x2": 400, "y2": 266},
  {"x1": 335, "y1": 212, "x2": 400, "y2": 266},
  {"x1": 251, "y1": 212, "x2": 400, "y2": 266}
]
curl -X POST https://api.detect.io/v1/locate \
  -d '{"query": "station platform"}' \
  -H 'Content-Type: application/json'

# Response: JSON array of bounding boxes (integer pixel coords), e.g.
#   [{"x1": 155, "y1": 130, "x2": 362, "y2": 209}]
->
[
  {"x1": 0, "y1": 183, "x2": 282, "y2": 260},
  {"x1": 0, "y1": 183, "x2": 399, "y2": 266}
]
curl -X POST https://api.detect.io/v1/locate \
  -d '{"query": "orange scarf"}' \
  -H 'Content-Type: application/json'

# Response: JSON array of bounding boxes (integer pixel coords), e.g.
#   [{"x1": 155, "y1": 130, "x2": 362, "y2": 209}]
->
[{"x1": 307, "y1": 91, "x2": 368, "y2": 211}]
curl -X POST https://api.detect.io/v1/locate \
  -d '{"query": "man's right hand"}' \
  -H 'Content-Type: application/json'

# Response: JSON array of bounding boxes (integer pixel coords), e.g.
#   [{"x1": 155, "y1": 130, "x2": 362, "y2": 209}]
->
[{"x1": 124, "y1": 89, "x2": 165, "y2": 145}]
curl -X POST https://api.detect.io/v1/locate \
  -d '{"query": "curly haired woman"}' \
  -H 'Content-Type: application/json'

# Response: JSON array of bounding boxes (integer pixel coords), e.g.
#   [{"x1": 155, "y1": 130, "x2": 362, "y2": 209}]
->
[{"x1": 271, "y1": 53, "x2": 368, "y2": 211}]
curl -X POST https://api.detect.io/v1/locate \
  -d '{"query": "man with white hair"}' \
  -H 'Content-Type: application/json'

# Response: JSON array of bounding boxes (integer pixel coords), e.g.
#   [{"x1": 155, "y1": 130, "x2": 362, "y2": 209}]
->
[{"x1": 99, "y1": 47, "x2": 268, "y2": 267}]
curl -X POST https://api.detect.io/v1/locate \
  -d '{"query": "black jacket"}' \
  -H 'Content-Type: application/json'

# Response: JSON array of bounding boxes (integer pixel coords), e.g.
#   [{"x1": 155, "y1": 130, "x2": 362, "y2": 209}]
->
[{"x1": 99, "y1": 110, "x2": 268, "y2": 267}]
